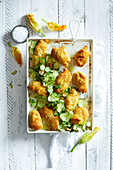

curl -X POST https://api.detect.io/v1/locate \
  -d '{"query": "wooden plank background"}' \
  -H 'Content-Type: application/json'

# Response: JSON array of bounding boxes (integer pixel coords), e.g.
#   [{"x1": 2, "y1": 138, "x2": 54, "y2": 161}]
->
[{"x1": 0, "y1": 0, "x2": 112, "y2": 169}]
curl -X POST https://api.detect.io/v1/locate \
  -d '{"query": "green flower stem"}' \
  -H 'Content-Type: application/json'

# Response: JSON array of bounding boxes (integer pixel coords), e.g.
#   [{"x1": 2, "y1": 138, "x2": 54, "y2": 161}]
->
[
  {"x1": 8, "y1": 42, "x2": 12, "y2": 48},
  {"x1": 41, "y1": 32, "x2": 46, "y2": 37},
  {"x1": 71, "y1": 127, "x2": 100, "y2": 152},
  {"x1": 71, "y1": 141, "x2": 79, "y2": 152},
  {"x1": 42, "y1": 18, "x2": 48, "y2": 24}
]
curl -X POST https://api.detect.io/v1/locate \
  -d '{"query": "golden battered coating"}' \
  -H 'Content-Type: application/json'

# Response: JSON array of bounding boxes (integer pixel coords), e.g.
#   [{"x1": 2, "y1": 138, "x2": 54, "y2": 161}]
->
[
  {"x1": 70, "y1": 107, "x2": 89, "y2": 124},
  {"x1": 55, "y1": 68, "x2": 72, "y2": 94},
  {"x1": 29, "y1": 110, "x2": 43, "y2": 130},
  {"x1": 34, "y1": 40, "x2": 47, "y2": 57},
  {"x1": 39, "y1": 106, "x2": 59, "y2": 131},
  {"x1": 65, "y1": 88, "x2": 79, "y2": 111},
  {"x1": 74, "y1": 46, "x2": 91, "y2": 67},
  {"x1": 31, "y1": 55, "x2": 39, "y2": 67},
  {"x1": 72, "y1": 71, "x2": 87, "y2": 93},
  {"x1": 28, "y1": 81, "x2": 48, "y2": 96},
  {"x1": 51, "y1": 46, "x2": 71, "y2": 67}
]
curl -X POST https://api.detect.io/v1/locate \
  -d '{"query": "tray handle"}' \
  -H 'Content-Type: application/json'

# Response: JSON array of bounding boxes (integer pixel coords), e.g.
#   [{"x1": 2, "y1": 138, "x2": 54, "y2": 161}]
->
[
  {"x1": 59, "y1": 20, "x2": 80, "y2": 47},
  {"x1": 69, "y1": 19, "x2": 80, "y2": 44}
]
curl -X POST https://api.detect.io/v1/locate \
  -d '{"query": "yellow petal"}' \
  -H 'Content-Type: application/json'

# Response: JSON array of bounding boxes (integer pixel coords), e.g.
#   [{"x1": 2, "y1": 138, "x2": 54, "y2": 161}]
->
[
  {"x1": 42, "y1": 18, "x2": 67, "y2": 31},
  {"x1": 27, "y1": 13, "x2": 45, "y2": 37},
  {"x1": 71, "y1": 127, "x2": 100, "y2": 152},
  {"x1": 12, "y1": 47, "x2": 23, "y2": 67},
  {"x1": 47, "y1": 22, "x2": 67, "y2": 31}
]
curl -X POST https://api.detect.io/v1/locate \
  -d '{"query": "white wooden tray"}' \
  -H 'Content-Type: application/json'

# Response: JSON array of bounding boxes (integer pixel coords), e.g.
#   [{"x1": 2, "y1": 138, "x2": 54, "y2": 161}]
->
[{"x1": 27, "y1": 38, "x2": 93, "y2": 133}]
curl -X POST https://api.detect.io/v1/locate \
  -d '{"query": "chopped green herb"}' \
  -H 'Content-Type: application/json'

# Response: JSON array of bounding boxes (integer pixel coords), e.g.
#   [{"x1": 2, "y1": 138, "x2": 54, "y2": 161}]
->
[
  {"x1": 54, "y1": 112, "x2": 58, "y2": 116},
  {"x1": 9, "y1": 82, "x2": 13, "y2": 89},
  {"x1": 55, "y1": 85, "x2": 61, "y2": 89},
  {"x1": 34, "y1": 65, "x2": 39, "y2": 70},
  {"x1": 65, "y1": 87, "x2": 71, "y2": 93},
  {"x1": 11, "y1": 70, "x2": 17, "y2": 75},
  {"x1": 47, "y1": 103, "x2": 52, "y2": 107},
  {"x1": 17, "y1": 84, "x2": 22, "y2": 87}
]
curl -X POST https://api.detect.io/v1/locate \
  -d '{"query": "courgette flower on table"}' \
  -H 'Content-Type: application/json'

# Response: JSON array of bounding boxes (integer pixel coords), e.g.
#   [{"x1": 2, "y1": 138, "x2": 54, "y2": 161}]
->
[
  {"x1": 42, "y1": 18, "x2": 67, "y2": 31},
  {"x1": 8, "y1": 42, "x2": 23, "y2": 67},
  {"x1": 27, "y1": 13, "x2": 45, "y2": 37}
]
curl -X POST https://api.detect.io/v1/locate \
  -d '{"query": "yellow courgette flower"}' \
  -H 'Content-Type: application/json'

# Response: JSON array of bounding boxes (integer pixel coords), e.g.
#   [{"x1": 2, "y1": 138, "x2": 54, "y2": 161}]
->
[
  {"x1": 42, "y1": 18, "x2": 67, "y2": 31},
  {"x1": 8, "y1": 42, "x2": 23, "y2": 67},
  {"x1": 27, "y1": 13, "x2": 45, "y2": 37},
  {"x1": 71, "y1": 127, "x2": 100, "y2": 152}
]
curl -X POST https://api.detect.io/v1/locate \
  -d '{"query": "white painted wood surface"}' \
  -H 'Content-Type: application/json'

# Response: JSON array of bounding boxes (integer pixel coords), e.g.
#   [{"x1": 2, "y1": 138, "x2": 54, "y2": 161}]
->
[{"x1": 0, "y1": 0, "x2": 112, "y2": 170}]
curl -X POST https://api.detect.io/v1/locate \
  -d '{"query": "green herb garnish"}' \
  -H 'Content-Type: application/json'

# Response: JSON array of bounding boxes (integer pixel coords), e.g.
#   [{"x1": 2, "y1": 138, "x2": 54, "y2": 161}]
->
[
  {"x1": 11, "y1": 70, "x2": 17, "y2": 75},
  {"x1": 9, "y1": 82, "x2": 13, "y2": 89},
  {"x1": 17, "y1": 84, "x2": 22, "y2": 87},
  {"x1": 55, "y1": 85, "x2": 61, "y2": 89}
]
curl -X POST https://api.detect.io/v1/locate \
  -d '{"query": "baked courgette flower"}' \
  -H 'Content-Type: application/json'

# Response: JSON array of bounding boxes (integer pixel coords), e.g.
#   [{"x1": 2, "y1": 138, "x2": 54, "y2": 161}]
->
[
  {"x1": 27, "y1": 13, "x2": 45, "y2": 37},
  {"x1": 8, "y1": 42, "x2": 23, "y2": 67},
  {"x1": 42, "y1": 18, "x2": 67, "y2": 31},
  {"x1": 71, "y1": 127, "x2": 100, "y2": 152}
]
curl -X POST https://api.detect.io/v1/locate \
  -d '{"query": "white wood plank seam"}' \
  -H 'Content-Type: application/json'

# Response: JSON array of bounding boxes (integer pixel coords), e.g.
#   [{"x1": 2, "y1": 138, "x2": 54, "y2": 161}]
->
[
  {"x1": 5, "y1": 0, "x2": 16, "y2": 169},
  {"x1": 109, "y1": 1, "x2": 113, "y2": 170}
]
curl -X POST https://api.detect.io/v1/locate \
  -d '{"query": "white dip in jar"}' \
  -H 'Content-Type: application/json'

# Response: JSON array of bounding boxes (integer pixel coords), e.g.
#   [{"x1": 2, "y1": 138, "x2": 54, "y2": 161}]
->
[{"x1": 11, "y1": 25, "x2": 29, "y2": 43}]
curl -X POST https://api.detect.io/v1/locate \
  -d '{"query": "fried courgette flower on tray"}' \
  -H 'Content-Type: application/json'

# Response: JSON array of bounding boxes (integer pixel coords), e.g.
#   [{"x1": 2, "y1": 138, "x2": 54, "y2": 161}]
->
[
  {"x1": 72, "y1": 71, "x2": 87, "y2": 94},
  {"x1": 74, "y1": 46, "x2": 91, "y2": 67},
  {"x1": 34, "y1": 40, "x2": 47, "y2": 57},
  {"x1": 65, "y1": 88, "x2": 79, "y2": 111},
  {"x1": 55, "y1": 68, "x2": 72, "y2": 94},
  {"x1": 31, "y1": 40, "x2": 47, "y2": 67},
  {"x1": 39, "y1": 106, "x2": 59, "y2": 131},
  {"x1": 29, "y1": 110, "x2": 43, "y2": 130},
  {"x1": 28, "y1": 81, "x2": 48, "y2": 96},
  {"x1": 70, "y1": 107, "x2": 89, "y2": 125},
  {"x1": 51, "y1": 46, "x2": 71, "y2": 67}
]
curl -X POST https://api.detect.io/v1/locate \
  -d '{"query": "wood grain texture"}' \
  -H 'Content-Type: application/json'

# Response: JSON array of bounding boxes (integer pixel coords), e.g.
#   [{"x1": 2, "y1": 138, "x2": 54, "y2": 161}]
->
[
  {"x1": 0, "y1": 0, "x2": 112, "y2": 170},
  {"x1": 58, "y1": 0, "x2": 85, "y2": 39},
  {"x1": 58, "y1": 1, "x2": 86, "y2": 170},
  {"x1": 0, "y1": 1, "x2": 8, "y2": 170},
  {"x1": 85, "y1": 0, "x2": 110, "y2": 170},
  {"x1": 31, "y1": 1, "x2": 58, "y2": 170},
  {"x1": 109, "y1": 1, "x2": 113, "y2": 170}
]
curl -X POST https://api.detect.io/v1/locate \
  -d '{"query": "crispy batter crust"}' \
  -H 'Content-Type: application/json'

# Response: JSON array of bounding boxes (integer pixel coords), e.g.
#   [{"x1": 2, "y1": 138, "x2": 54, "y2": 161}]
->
[
  {"x1": 65, "y1": 88, "x2": 79, "y2": 111},
  {"x1": 51, "y1": 46, "x2": 71, "y2": 67},
  {"x1": 31, "y1": 55, "x2": 39, "y2": 67},
  {"x1": 72, "y1": 71, "x2": 87, "y2": 93},
  {"x1": 29, "y1": 110, "x2": 43, "y2": 130},
  {"x1": 34, "y1": 40, "x2": 47, "y2": 57},
  {"x1": 74, "y1": 46, "x2": 91, "y2": 67},
  {"x1": 39, "y1": 106, "x2": 59, "y2": 131},
  {"x1": 55, "y1": 68, "x2": 72, "y2": 94},
  {"x1": 70, "y1": 107, "x2": 89, "y2": 124},
  {"x1": 28, "y1": 81, "x2": 48, "y2": 96}
]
